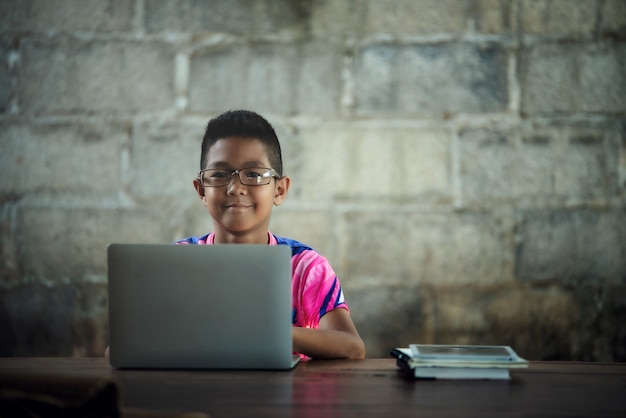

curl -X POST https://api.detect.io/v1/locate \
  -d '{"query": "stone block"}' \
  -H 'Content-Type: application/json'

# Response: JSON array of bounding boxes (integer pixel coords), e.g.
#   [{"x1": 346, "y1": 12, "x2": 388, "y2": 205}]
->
[
  {"x1": 519, "y1": 0, "x2": 597, "y2": 37},
  {"x1": 19, "y1": 37, "x2": 176, "y2": 114},
  {"x1": 0, "y1": 0, "x2": 134, "y2": 32},
  {"x1": 432, "y1": 288, "x2": 491, "y2": 336},
  {"x1": 560, "y1": 130, "x2": 621, "y2": 198},
  {"x1": 12, "y1": 206, "x2": 170, "y2": 282},
  {"x1": 312, "y1": 0, "x2": 513, "y2": 38},
  {"x1": 310, "y1": 0, "x2": 365, "y2": 38},
  {"x1": 471, "y1": 0, "x2": 515, "y2": 35},
  {"x1": 337, "y1": 210, "x2": 511, "y2": 287},
  {"x1": 0, "y1": 283, "x2": 75, "y2": 356},
  {"x1": 0, "y1": 281, "x2": 108, "y2": 356},
  {"x1": 486, "y1": 283, "x2": 626, "y2": 361},
  {"x1": 426, "y1": 284, "x2": 579, "y2": 358},
  {"x1": 295, "y1": 123, "x2": 451, "y2": 203},
  {"x1": 144, "y1": 0, "x2": 309, "y2": 37},
  {"x1": 189, "y1": 41, "x2": 342, "y2": 115},
  {"x1": 0, "y1": 120, "x2": 126, "y2": 195},
  {"x1": 293, "y1": 42, "x2": 343, "y2": 115},
  {"x1": 130, "y1": 120, "x2": 203, "y2": 200},
  {"x1": 364, "y1": 0, "x2": 468, "y2": 35},
  {"x1": 459, "y1": 125, "x2": 621, "y2": 205},
  {"x1": 485, "y1": 285, "x2": 580, "y2": 360},
  {"x1": 189, "y1": 42, "x2": 294, "y2": 115},
  {"x1": 600, "y1": 0, "x2": 626, "y2": 39},
  {"x1": 354, "y1": 42, "x2": 508, "y2": 115},
  {"x1": 515, "y1": 209, "x2": 626, "y2": 282},
  {"x1": 520, "y1": 43, "x2": 626, "y2": 114},
  {"x1": 346, "y1": 284, "x2": 429, "y2": 358}
]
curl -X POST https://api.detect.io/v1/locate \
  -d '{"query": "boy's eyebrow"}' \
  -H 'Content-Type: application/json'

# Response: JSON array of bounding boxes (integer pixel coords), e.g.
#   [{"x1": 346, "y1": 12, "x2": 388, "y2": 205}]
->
[{"x1": 206, "y1": 160, "x2": 269, "y2": 169}]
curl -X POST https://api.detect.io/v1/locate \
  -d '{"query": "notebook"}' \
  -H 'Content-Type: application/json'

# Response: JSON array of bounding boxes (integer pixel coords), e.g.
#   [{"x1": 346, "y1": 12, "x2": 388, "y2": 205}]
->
[{"x1": 107, "y1": 243, "x2": 300, "y2": 370}]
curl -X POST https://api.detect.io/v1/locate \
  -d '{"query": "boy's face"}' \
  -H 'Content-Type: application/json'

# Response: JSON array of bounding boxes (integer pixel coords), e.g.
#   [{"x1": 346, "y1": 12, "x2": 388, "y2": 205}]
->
[{"x1": 193, "y1": 137, "x2": 289, "y2": 244}]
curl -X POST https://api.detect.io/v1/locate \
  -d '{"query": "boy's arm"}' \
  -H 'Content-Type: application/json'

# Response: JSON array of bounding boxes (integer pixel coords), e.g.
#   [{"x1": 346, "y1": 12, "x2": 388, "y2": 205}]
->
[{"x1": 292, "y1": 309, "x2": 366, "y2": 359}]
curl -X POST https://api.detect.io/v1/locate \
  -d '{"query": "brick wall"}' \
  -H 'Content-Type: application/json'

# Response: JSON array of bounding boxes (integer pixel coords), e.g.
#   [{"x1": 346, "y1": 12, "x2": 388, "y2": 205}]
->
[{"x1": 1, "y1": 0, "x2": 625, "y2": 360}]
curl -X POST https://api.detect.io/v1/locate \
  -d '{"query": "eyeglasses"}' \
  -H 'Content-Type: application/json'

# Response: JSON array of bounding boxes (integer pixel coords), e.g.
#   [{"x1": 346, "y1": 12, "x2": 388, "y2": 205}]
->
[{"x1": 198, "y1": 167, "x2": 280, "y2": 187}]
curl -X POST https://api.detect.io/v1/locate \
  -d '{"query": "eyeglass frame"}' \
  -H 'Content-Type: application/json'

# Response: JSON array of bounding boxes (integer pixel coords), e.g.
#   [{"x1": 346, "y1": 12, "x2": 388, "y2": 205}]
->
[{"x1": 197, "y1": 167, "x2": 281, "y2": 187}]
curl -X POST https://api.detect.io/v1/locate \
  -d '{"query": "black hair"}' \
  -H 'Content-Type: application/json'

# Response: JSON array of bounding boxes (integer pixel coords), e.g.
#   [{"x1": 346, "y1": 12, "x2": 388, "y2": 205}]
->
[{"x1": 200, "y1": 110, "x2": 283, "y2": 176}]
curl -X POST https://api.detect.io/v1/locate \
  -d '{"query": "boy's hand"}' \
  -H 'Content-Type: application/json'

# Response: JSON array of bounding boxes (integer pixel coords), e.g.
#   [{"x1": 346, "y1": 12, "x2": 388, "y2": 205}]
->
[{"x1": 292, "y1": 309, "x2": 365, "y2": 359}]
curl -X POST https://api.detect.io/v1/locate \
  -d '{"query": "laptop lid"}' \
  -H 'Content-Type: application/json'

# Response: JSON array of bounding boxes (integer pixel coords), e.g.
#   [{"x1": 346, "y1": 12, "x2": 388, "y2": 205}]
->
[{"x1": 107, "y1": 243, "x2": 298, "y2": 370}]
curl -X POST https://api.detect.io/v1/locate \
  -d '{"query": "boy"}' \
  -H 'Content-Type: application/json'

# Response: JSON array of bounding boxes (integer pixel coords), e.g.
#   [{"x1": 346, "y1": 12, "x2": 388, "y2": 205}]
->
[{"x1": 178, "y1": 110, "x2": 365, "y2": 360}]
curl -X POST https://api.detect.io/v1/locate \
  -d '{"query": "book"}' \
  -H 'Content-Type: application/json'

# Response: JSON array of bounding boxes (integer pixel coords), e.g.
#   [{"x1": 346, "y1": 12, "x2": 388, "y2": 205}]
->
[
  {"x1": 391, "y1": 345, "x2": 528, "y2": 380},
  {"x1": 396, "y1": 359, "x2": 511, "y2": 379}
]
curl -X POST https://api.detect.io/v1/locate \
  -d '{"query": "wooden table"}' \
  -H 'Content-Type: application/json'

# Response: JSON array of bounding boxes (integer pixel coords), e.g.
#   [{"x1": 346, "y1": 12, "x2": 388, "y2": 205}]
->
[{"x1": 1, "y1": 357, "x2": 625, "y2": 417}]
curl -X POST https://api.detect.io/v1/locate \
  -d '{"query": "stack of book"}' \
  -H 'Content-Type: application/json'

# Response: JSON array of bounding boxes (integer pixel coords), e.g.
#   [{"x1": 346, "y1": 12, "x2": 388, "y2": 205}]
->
[{"x1": 391, "y1": 344, "x2": 529, "y2": 380}]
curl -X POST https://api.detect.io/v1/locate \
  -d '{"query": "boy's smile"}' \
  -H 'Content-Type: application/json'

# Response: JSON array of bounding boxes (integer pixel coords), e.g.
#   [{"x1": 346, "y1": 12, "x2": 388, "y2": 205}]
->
[
  {"x1": 193, "y1": 136, "x2": 289, "y2": 244},
  {"x1": 225, "y1": 200, "x2": 254, "y2": 211}
]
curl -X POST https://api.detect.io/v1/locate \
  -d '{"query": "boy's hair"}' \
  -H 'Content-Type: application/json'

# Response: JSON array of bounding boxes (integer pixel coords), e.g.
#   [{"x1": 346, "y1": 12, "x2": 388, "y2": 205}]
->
[{"x1": 200, "y1": 110, "x2": 283, "y2": 176}]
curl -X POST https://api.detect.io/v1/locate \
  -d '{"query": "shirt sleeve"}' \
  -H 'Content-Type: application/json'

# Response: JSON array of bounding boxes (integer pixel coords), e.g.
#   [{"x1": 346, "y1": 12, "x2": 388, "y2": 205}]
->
[{"x1": 291, "y1": 249, "x2": 349, "y2": 329}]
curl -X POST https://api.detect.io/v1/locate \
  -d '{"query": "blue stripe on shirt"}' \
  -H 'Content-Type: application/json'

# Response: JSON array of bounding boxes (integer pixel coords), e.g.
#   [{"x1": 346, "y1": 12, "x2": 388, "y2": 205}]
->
[{"x1": 319, "y1": 277, "x2": 338, "y2": 317}]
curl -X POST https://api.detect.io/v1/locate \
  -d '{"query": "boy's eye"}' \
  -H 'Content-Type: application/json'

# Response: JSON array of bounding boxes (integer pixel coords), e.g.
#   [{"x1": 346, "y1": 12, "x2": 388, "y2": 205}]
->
[
  {"x1": 244, "y1": 170, "x2": 263, "y2": 179},
  {"x1": 209, "y1": 170, "x2": 230, "y2": 178}
]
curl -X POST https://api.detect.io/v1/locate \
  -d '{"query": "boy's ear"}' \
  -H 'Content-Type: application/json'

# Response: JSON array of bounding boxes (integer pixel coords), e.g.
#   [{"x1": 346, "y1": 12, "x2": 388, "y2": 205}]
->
[
  {"x1": 193, "y1": 178, "x2": 207, "y2": 202},
  {"x1": 273, "y1": 176, "x2": 290, "y2": 206}
]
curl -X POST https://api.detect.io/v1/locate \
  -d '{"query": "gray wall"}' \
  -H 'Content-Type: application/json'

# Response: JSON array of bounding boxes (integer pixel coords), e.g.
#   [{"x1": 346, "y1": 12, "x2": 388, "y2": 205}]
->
[{"x1": 1, "y1": 0, "x2": 625, "y2": 360}]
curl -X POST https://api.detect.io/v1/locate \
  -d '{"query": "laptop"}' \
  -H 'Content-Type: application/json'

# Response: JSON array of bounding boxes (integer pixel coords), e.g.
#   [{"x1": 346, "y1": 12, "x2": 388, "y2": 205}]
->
[{"x1": 107, "y1": 243, "x2": 300, "y2": 370}]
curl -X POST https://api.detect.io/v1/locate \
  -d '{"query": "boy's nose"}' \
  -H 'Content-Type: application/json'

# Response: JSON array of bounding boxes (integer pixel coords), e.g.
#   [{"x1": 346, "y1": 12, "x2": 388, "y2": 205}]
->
[{"x1": 226, "y1": 175, "x2": 246, "y2": 194}]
